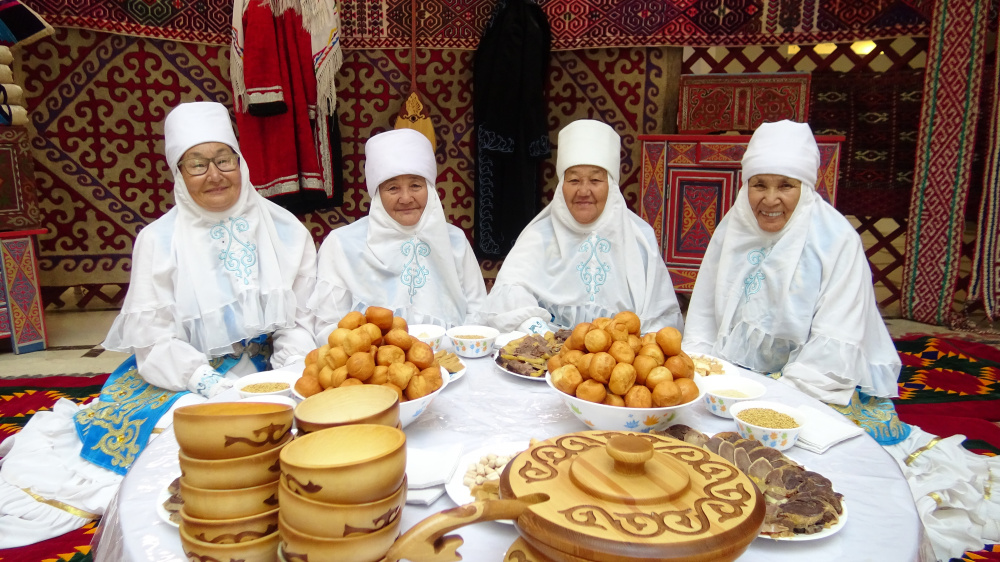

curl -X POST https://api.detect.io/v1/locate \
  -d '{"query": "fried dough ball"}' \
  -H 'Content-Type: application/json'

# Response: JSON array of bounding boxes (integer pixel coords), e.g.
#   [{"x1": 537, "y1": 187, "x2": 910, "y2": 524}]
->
[
  {"x1": 584, "y1": 329, "x2": 612, "y2": 353},
  {"x1": 613, "y1": 311, "x2": 641, "y2": 335},
  {"x1": 370, "y1": 365, "x2": 389, "y2": 385},
  {"x1": 641, "y1": 333, "x2": 657, "y2": 347},
  {"x1": 591, "y1": 317, "x2": 612, "y2": 330},
  {"x1": 603, "y1": 394, "x2": 625, "y2": 407},
  {"x1": 589, "y1": 352, "x2": 616, "y2": 384},
  {"x1": 305, "y1": 348, "x2": 319, "y2": 366},
  {"x1": 627, "y1": 334, "x2": 643, "y2": 355},
  {"x1": 655, "y1": 327, "x2": 682, "y2": 357},
  {"x1": 638, "y1": 343, "x2": 665, "y2": 365},
  {"x1": 382, "y1": 382, "x2": 404, "y2": 402},
  {"x1": 632, "y1": 355, "x2": 658, "y2": 386},
  {"x1": 347, "y1": 352, "x2": 375, "y2": 381},
  {"x1": 406, "y1": 341, "x2": 435, "y2": 370},
  {"x1": 343, "y1": 328, "x2": 372, "y2": 355},
  {"x1": 295, "y1": 375, "x2": 322, "y2": 398},
  {"x1": 652, "y1": 380, "x2": 681, "y2": 407},
  {"x1": 376, "y1": 345, "x2": 406, "y2": 366},
  {"x1": 574, "y1": 353, "x2": 594, "y2": 380},
  {"x1": 362, "y1": 323, "x2": 383, "y2": 346},
  {"x1": 606, "y1": 321, "x2": 629, "y2": 343},
  {"x1": 406, "y1": 367, "x2": 443, "y2": 400},
  {"x1": 547, "y1": 355, "x2": 564, "y2": 373},
  {"x1": 551, "y1": 364, "x2": 583, "y2": 395},
  {"x1": 384, "y1": 328, "x2": 412, "y2": 351},
  {"x1": 302, "y1": 363, "x2": 320, "y2": 380},
  {"x1": 675, "y1": 378, "x2": 699, "y2": 405},
  {"x1": 320, "y1": 365, "x2": 349, "y2": 389},
  {"x1": 575, "y1": 380, "x2": 607, "y2": 403},
  {"x1": 327, "y1": 327, "x2": 351, "y2": 348},
  {"x1": 338, "y1": 311, "x2": 366, "y2": 330},
  {"x1": 339, "y1": 377, "x2": 363, "y2": 387},
  {"x1": 388, "y1": 362, "x2": 418, "y2": 390},
  {"x1": 678, "y1": 350, "x2": 695, "y2": 376},
  {"x1": 645, "y1": 366, "x2": 673, "y2": 390},
  {"x1": 316, "y1": 344, "x2": 330, "y2": 367},
  {"x1": 608, "y1": 340, "x2": 635, "y2": 365},
  {"x1": 608, "y1": 363, "x2": 637, "y2": 396},
  {"x1": 563, "y1": 332, "x2": 585, "y2": 352},
  {"x1": 365, "y1": 306, "x2": 394, "y2": 332},
  {"x1": 664, "y1": 356, "x2": 690, "y2": 379},
  {"x1": 570, "y1": 322, "x2": 591, "y2": 346},
  {"x1": 562, "y1": 349, "x2": 585, "y2": 367},
  {"x1": 624, "y1": 384, "x2": 653, "y2": 408},
  {"x1": 327, "y1": 347, "x2": 349, "y2": 370},
  {"x1": 392, "y1": 316, "x2": 408, "y2": 331},
  {"x1": 318, "y1": 366, "x2": 334, "y2": 389}
]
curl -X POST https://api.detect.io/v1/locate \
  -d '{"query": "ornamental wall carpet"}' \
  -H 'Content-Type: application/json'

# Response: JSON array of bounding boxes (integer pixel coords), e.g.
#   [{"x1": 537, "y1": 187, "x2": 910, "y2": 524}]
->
[{"x1": 25, "y1": 0, "x2": 933, "y2": 49}]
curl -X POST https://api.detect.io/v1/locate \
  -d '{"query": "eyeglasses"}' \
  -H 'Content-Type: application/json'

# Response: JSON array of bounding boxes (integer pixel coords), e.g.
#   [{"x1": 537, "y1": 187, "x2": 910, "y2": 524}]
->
[{"x1": 178, "y1": 153, "x2": 240, "y2": 176}]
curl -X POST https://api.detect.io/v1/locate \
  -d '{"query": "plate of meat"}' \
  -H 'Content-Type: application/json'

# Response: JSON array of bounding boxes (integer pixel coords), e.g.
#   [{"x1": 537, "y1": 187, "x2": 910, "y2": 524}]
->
[{"x1": 493, "y1": 330, "x2": 570, "y2": 381}]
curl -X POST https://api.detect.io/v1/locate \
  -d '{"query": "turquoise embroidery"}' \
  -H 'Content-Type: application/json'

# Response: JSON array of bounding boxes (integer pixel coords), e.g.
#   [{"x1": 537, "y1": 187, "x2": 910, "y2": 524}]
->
[
  {"x1": 401, "y1": 237, "x2": 430, "y2": 303},
  {"x1": 743, "y1": 247, "x2": 768, "y2": 302},
  {"x1": 577, "y1": 233, "x2": 611, "y2": 302},
  {"x1": 211, "y1": 217, "x2": 257, "y2": 285}
]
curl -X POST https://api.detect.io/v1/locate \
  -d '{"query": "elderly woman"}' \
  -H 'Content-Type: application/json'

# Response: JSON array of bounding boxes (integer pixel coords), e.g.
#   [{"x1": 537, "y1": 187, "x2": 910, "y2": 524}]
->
[
  {"x1": 482, "y1": 119, "x2": 683, "y2": 334},
  {"x1": 0, "y1": 101, "x2": 318, "y2": 547},
  {"x1": 310, "y1": 128, "x2": 486, "y2": 340},
  {"x1": 683, "y1": 120, "x2": 999, "y2": 561}
]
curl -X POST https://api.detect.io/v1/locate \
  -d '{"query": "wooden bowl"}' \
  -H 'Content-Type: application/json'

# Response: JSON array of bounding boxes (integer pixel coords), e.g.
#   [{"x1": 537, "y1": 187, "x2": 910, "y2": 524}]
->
[
  {"x1": 280, "y1": 424, "x2": 406, "y2": 504},
  {"x1": 278, "y1": 475, "x2": 406, "y2": 538},
  {"x1": 173, "y1": 402, "x2": 293, "y2": 460},
  {"x1": 279, "y1": 510, "x2": 400, "y2": 562},
  {"x1": 179, "y1": 505, "x2": 279, "y2": 544},
  {"x1": 295, "y1": 385, "x2": 400, "y2": 434},
  {"x1": 179, "y1": 525, "x2": 278, "y2": 562},
  {"x1": 179, "y1": 478, "x2": 279, "y2": 520},
  {"x1": 178, "y1": 432, "x2": 290, "y2": 489}
]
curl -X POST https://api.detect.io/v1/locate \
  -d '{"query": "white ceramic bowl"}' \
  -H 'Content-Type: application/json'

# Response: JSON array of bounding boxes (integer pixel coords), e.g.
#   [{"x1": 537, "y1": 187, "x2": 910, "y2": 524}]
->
[
  {"x1": 545, "y1": 373, "x2": 705, "y2": 432},
  {"x1": 700, "y1": 374, "x2": 767, "y2": 419},
  {"x1": 728, "y1": 400, "x2": 805, "y2": 451},
  {"x1": 237, "y1": 371, "x2": 300, "y2": 399},
  {"x1": 445, "y1": 325, "x2": 500, "y2": 358},
  {"x1": 399, "y1": 369, "x2": 449, "y2": 428},
  {"x1": 408, "y1": 324, "x2": 446, "y2": 352}
]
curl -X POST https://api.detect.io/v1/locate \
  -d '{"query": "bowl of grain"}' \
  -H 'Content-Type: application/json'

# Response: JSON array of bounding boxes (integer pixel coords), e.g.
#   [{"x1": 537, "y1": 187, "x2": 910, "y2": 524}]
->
[
  {"x1": 445, "y1": 325, "x2": 500, "y2": 358},
  {"x1": 236, "y1": 371, "x2": 300, "y2": 399},
  {"x1": 408, "y1": 324, "x2": 447, "y2": 352},
  {"x1": 700, "y1": 374, "x2": 766, "y2": 418},
  {"x1": 728, "y1": 400, "x2": 805, "y2": 451}
]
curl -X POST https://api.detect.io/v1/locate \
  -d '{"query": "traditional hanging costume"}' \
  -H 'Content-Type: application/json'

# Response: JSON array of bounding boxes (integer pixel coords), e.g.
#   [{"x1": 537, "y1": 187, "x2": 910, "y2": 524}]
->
[
  {"x1": 482, "y1": 119, "x2": 684, "y2": 334},
  {"x1": 0, "y1": 102, "x2": 317, "y2": 548},
  {"x1": 683, "y1": 120, "x2": 1000, "y2": 561},
  {"x1": 310, "y1": 129, "x2": 486, "y2": 340}
]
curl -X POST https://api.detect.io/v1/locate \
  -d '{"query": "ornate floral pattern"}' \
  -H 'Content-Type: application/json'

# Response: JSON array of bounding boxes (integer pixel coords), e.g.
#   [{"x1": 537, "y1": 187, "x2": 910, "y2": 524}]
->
[
  {"x1": 400, "y1": 237, "x2": 430, "y2": 303},
  {"x1": 211, "y1": 217, "x2": 257, "y2": 285},
  {"x1": 577, "y1": 233, "x2": 611, "y2": 302}
]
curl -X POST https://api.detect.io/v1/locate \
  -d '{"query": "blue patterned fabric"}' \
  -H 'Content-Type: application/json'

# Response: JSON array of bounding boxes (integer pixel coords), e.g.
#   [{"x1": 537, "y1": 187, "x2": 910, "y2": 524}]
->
[
  {"x1": 577, "y1": 233, "x2": 611, "y2": 302},
  {"x1": 211, "y1": 217, "x2": 258, "y2": 285},
  {"x1": 400, "y1": 237, "x2": 431, "y2": 302},
  {"x1": 74, "y1": 334, "x2": 272, "y2": 475}
]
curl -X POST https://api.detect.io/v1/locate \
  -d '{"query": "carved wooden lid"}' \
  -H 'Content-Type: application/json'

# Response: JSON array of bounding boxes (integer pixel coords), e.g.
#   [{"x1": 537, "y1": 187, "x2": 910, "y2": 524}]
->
[{"x1": 498, "y1": 431, "x2": 764, "y2": 562}]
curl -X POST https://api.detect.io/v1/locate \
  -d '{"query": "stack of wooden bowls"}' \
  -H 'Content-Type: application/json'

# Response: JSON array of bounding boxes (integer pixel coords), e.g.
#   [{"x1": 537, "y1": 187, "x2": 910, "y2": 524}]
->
[
  {"x1": 278, "y1": 424, "x2": 407, "y2": 562},
  {"x1": 173, "y1": 402, "x2": 294, "y2": 562}
]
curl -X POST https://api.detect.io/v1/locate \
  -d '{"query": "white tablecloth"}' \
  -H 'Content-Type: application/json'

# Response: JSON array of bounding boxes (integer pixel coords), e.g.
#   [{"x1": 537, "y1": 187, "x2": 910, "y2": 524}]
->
[{"x1": 95, "y1": 352, "x2": 922, "y2": 561}]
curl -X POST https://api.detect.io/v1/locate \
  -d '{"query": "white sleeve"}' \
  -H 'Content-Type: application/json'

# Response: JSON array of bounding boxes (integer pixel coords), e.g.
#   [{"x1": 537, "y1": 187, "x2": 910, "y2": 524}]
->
[
  {"x1": 458, "y1": 238, "x2": 488, "y2": 325},
  {"x1": 133, "y1": 339, "x2": 211, "y2": 391},
  {"x1": 271, "y1": 239, "x2": 320, "y2": 368},
  {"x1": 309, "y1": 234, "x2": 355, "y2": 344},
  {"x1": 481, "y1": 282, "x2": 551, "y2": 332}
]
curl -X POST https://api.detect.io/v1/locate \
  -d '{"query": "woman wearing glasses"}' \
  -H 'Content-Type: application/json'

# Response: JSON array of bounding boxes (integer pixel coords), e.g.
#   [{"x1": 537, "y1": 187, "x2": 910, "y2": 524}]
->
[{"x1": 0, "y1": 102, "x2": 318, "y2": 547}]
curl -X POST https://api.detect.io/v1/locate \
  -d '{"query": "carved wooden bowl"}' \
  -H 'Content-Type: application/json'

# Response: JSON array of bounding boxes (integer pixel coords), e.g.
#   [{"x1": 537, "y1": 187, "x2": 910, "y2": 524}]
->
[
  {"x1": 294, "y1": 384, "x2": 400, "y2": 434},
  {"x1": 173, "y1": 402, "x2": 293, "y2": 460},
  {"x1": 278, "y1": 475, "x2": 406, "y2": 538},
  {"x1": 178, "y1": 432, "x2": 290, "y2": 489}
]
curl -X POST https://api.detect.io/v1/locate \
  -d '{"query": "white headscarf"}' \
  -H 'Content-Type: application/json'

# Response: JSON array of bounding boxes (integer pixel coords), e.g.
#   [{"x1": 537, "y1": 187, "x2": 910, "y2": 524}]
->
[
  {"x1": 683, "y1": 120, "x2": 899, "y2": 405},
  {"x1": 311, "y1": 128, "x2": 473, "y2": 327},
  {"x1": 103, "y1": 101, "x2": 311, "y2": 356},
  {"x1": 485, "y1": 119, "x2": 683, "y2": 332}
]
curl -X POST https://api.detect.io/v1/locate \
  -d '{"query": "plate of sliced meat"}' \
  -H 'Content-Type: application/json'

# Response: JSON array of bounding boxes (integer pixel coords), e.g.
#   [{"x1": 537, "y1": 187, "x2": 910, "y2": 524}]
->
[
  {"x1": 656, "y1": 425, "x2": 848, "y2": 541},
  {"x1": 493, "y1": 330, "x2": 571, "y2": 381}
]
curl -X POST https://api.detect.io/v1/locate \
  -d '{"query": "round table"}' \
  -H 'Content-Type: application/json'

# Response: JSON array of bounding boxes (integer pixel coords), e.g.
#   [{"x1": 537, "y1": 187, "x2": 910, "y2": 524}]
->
[{"x1": 95, "y1": 350, "x2": 922, "y2": 561}]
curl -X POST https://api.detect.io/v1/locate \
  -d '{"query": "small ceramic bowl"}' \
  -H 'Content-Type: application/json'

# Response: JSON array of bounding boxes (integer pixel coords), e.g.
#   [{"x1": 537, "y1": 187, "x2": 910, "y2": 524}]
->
[
  {"x1": 545, "y1": 373, "x2": 704, "y2": 432},
  {"x1": 173, "y1": 402, "x2": 293, "y2": 460},
  {"x1": 295, "y1": 385, "x2": 400, "y2": 434},
  {"x1": 236, "y1": 371, "x2": 299, "y2": 399},
  {"x1": 179, "y1": 505, "x2": 279, "y2": 544},
  {"x1": 729, "y1": 400, "x2": 806, "y2": 451},
  {"x1": 399, "y1": 369, "x2": 449, "y2": 428},
  {"x1": 280, "y1": 424, "x2": 406, "y2": 504},
  {"x1": 178, "y1": 432, "x2": 290, "y2": 490},
  {"x1": 700, "y1": 374, "x2": 767, "y2": 419},
  {"x1": 180, "y1": 524, "x2": 278, "y2": 562},
  {"x1": 278, "y1": 475, "x2": 406, "y2": 538},
  {"x1": 179, "y1": 477, "x2": 279, "y2": 520},
  {"x1": 407, "y1": 324, "x2": 446, "y2": 352},
  {"x1": 279, "y1": 511, "x2": 401, "y2": 562},
  {"x1": 445, "y1": 325, "x2": 500, "y2": 358}
]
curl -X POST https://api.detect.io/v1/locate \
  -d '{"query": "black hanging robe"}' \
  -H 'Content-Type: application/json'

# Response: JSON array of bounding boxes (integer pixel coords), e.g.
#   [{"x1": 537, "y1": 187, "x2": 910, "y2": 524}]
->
[{"x1": 473, "y1": 0, "x2": 551, "y2": 258}]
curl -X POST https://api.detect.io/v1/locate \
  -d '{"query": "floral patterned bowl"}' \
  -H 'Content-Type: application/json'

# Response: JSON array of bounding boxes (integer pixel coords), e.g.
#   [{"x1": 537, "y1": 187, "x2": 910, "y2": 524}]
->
[
  {"x1": 545, "y1": 372, "x2": 705, "y2": 432},
  {"x1": 729, "y1": 400, "x2": 805, "y2": 451},
  {"x1": 701, "y1": 374, "x2": 766, "y2": 419},
  {"x1": 408, "y1": 324, "x2": 446, "y2": 352},
  {"x1": 445, "y1": 325, "x2": 499, "y2": 358}
]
